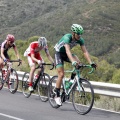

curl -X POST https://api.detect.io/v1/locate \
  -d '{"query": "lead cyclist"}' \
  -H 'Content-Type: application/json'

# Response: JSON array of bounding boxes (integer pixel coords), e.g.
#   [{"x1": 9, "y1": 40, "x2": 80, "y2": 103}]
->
[{"x1": 53, "y1": 24, "x2": 97, "y2": 106}]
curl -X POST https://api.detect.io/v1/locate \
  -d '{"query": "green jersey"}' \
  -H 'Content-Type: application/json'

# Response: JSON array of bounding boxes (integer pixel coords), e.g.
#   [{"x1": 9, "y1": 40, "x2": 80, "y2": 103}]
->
[{"x1": 54, "y1": 33, "x2": 84, "y2": 52}]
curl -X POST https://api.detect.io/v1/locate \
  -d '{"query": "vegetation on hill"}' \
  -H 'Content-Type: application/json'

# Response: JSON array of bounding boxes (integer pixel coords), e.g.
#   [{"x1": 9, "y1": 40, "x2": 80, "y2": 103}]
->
[
  {"x1": 0, "y1": 0, "x2": 120, "y2": 112},
  {"x1": 0, "y1": 0, "x2": 120, "y2": 67},
  {"x1": 1, "y1": 0, "x2": 120, "y2": 84}
]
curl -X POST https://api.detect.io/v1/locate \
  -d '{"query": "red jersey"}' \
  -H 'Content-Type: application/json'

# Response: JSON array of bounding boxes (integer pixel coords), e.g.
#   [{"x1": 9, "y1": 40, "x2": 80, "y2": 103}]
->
[{"x1": 24, "y1": 41, "x2": 49, "y2": 57}]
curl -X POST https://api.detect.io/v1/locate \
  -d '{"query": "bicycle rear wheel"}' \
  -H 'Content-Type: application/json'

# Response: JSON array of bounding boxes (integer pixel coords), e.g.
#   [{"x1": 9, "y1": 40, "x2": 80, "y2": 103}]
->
[
  {"x1": 48, "y1": 76, "x2": 60, "y2": 108},
  {"x1": 22, "y1": 72, "x2": 31, "y2": 98},
  {"x1": 38, "y1": 73, "x2": 50, "y2": 102},
  {"x1": 0, "y1": 69, "x2": 3, "y2": 90},
  {"x1": 72, "y1": 78, "x2": 94, "y2": 115},
  {"x1": 8, "y1": 69, "x2": 19, "y2": 94}
]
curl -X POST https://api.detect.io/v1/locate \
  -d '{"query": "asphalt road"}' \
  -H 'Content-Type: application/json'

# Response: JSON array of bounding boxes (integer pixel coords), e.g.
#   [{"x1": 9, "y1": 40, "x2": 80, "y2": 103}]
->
[{"x1": 0, "y1": 88, "x2": 120, "y2": 120}]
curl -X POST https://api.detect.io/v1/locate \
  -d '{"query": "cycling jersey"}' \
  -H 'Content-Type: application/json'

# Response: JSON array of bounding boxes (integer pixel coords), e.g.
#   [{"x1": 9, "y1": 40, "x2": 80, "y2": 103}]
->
[
  {"x1": 54, "y1": 33, "x2": 85, "y2": 67},
  {"x1": 24, "y1": 41, "x2": 49, "y2": 57},
  {"x1": 0, "y1": 40, "x2": 16, "y2": 59},
  {"x1": 24, "y1": 41, "x2": 49, "y2": 66},
  {"x1": 54, "y1": 33, "x2": 84, "y2": 52}
]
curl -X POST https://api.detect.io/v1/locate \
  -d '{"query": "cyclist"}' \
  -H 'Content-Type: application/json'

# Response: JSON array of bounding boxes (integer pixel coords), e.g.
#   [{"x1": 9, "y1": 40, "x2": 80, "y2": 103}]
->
[
  {"x1": 0, "y1": 34, "x2": 21, "y2": 68},
  {"x1": 24, "y1": 37, "x2": 54, "y2": 92},
  {"x1": 54, "y1": 24, "x2": 97, "y2": 106}
]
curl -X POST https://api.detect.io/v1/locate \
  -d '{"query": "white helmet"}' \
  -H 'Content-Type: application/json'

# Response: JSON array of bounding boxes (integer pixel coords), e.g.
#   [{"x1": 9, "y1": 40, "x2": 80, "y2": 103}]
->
[{"x1": 38, "y1": 37, "x2": 47, "y2": 47}]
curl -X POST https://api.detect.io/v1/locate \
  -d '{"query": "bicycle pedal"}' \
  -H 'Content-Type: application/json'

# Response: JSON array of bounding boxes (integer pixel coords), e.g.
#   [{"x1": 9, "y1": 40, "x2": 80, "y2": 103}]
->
[
  {"x1": 6, "y1": 80, "x2": 8, "y2": 84},
  {"x1": 61, "y1": 94, "x2": 66, "y2": 102},
  {"x1": 9, "y1": 82, "x2": 13, "y2": 85},
  {"x1": 66, "y1": 95, "x2": 70, "y2": 100},
  {"x1": 51, "y1": 93, "x2": 55, "y2": 98},
  {"x1": 11, "y1": 69, "x2": 13, "y2": 73},
  {"x1": 58, "y1": 104, "x2": 62, "y2": 107},
  {"x1": 31, "y1": 90, "x2": 34, "y2": 93}
]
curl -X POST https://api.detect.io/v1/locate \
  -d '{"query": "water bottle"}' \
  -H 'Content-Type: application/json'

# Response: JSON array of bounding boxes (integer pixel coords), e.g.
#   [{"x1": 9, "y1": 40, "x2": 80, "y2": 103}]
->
[
  {"x1": 33, "y1": 74, "x2": 38, "y2": 82},
  {"x1": 2, "y1": 69, "x2": 7, "y2": 80},
  {"x1": 64, "y1": 78, "x2": 73, "y2": 90}
]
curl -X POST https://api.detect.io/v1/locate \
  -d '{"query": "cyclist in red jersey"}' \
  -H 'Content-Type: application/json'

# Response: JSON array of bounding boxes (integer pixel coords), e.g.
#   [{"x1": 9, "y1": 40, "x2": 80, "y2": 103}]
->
[
  {"x1": 0, "y1": 34, "x2": 21, "y2": 68},
  {"x1": 24, "y1": 37, "x2": 54, "y2": 92}
]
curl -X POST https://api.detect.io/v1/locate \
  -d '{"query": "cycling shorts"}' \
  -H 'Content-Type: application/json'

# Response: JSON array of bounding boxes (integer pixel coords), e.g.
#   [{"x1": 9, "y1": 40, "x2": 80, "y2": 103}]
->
[
  {"x1": 54, "y1": 52, "x2": 73, "y2": 68},
  {"x1": 0, "y1": 52, "x2": 10, "y2": 60},
  {"x1": 3, "y1": 51, "x2": 10, "y2": 59},
  {"x1": 27, "y1": 53, "x2": 44, "y2": 67}
]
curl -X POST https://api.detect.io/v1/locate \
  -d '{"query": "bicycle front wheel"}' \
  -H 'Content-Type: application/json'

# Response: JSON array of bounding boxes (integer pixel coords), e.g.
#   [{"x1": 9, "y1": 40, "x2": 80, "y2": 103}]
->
[
  {"x1": 22, "y1": 72, "x2": 31, "y2": 98},
  {"x1": 8, "y1": 69, "x2": 19, "y2": 94},
  {"x1": 38, "y1": 73, "x2": 50, "y2": 102},
  {"x1": 48, "y1": 76, "x2": 60, "y2": 108},
  {"x1": 0, "y1": 69, "x2": 3, "y2": 90},
  {"x1": 72, "y1": 78, "x2": 94, "y2": 115}
]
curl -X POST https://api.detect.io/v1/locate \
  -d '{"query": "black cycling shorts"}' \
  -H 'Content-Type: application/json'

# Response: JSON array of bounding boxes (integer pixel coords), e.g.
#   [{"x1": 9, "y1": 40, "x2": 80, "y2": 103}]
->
[{"x1": 54, "y1": 52, "x2": 71, "y2": 68}]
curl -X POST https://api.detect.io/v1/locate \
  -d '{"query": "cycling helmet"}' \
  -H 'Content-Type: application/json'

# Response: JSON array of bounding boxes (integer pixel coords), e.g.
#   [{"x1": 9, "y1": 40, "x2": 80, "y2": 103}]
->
[
  {"x1": 38, "y1": 37, "x2": 47, "y2": 47},
  {"x1": 71, "y1": 24, "x2": 84, "y2": 35},
  {"x1": 6, "y1": 34, "x2": 15, "y2": 42}
]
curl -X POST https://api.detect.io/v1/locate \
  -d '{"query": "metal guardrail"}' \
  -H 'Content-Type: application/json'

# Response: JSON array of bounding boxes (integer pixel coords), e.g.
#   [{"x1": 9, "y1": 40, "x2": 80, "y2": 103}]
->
[
  {"x1": 17, "y1": 71, "x2": 120, "y2": 98},
  {"x1": 91, "y1": 81, "x2": 120, "y2": 98}
]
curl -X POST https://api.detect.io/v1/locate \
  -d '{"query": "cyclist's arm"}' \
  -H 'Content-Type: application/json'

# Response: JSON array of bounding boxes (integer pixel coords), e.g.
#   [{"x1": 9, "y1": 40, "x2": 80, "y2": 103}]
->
[
  {"x1": 31, "y1": 54, "x2": 39, "y2": 63},
  {"x1": 81, "y1": 45, "x2": 92, "y2": 64},
  {"x1": 13, "y1": 46, "x2": 20, "y2": 59},
  {"x1": 1, "y1": 48, "x2": 6, "y2": 60},
  {"x1": 64, "y1": 44, "x2": 76, "y2": 63},
  {"x1": 46, "y1": 53, "x2": 54, "y2": 63},
  {"x1": 44, "y1": 47, "x2": 54, "y2": 63}
]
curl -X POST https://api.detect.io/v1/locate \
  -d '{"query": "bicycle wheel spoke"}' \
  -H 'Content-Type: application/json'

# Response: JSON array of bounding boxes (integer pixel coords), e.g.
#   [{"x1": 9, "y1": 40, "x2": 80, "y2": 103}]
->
[
  {"x1": 8, "y1": 69, "x2": 18, "y2": 94},
  {"x1": 38, "y1": 73, "x2": 50, "y2": 102},
  {"x1": 48, "y1": 76, "x2": 60, "y2": 108},
  {"x1": 22, "y1": 72, "x2": 31, "y2": 98},
  {"x1": 0, "y1": 70, "x2": 3, "y2": 90},
  {"x1": 72, "y1": 79, "x2": 94, "y2": 115}
]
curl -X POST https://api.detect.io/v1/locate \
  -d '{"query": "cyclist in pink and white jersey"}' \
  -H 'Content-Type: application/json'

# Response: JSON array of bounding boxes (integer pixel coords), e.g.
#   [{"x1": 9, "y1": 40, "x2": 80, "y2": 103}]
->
[
  {"x1": 0, "y1": 34, "x2": 21, "y2": 68},
  {"x1": 24, "y1": 37, "x2": 54, "y2": 92}
]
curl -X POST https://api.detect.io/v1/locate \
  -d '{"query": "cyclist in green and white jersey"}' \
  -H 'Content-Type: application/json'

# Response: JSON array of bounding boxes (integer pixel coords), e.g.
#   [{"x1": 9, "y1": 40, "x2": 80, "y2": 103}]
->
[{"x1": 54, "y1": 24, "x2": 97, "y2": 106}]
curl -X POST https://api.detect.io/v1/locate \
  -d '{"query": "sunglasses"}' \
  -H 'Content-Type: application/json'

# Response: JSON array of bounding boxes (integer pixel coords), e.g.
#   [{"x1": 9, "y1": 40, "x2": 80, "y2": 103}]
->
[{"x1": 76, "y1": 32, "x2": 82, "y2": 35}]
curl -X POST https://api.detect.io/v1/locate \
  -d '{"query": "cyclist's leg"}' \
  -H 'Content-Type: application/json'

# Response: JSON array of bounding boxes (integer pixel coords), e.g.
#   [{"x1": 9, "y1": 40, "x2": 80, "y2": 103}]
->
[
  {"x1": 0, "y1": 57, "x2": 4, "y2": 69},
  {"x1": 54, "y1": 66, "x2": 64, "y2": 106},
  {"x1": 27, "y1": 56, "x2": 36, "y2": 91},
  {"x1": 2, "y1": 52, "x2": 10, "y2": 70},
  {"x1": 54, "y1": 52, "x2": 65, "y2": 106},
  {"x1": 35, "y1": 53, "x2": 43, "y2": 77},
  {"x1": 0, "y1": 57, "x2": 4, "y2": 90}
]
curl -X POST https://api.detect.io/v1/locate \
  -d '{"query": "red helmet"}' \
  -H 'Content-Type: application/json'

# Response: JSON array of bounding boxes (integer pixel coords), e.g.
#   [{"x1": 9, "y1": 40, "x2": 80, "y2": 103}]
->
[{"x1": 6, "y1": 34, "x2": 15, "y2": 42}]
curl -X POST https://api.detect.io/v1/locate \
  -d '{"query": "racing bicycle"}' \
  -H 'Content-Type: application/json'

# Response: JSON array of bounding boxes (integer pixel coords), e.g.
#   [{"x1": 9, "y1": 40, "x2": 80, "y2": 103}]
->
[
  {"x1": 48, "y1": 64, "x2": 95, "y2": 115},
  {"x1": 22, "y1": 63, "x2": 54, "y2": 102},
  {"x1": 0, "y1": 59, "x2": 21, "y2": 94}
]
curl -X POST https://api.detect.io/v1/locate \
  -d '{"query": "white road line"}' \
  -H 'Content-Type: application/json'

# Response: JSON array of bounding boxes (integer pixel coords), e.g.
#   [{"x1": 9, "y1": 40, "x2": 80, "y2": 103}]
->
[{"x1": 0, "y1": 113, "x2": 24, "y2": 120}]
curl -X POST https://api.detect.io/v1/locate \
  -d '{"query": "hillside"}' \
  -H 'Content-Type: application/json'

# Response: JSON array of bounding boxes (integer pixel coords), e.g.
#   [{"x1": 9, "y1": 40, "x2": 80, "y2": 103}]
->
[{"x1": 0, "y1": 0, "x2": 120, "y2": 67}]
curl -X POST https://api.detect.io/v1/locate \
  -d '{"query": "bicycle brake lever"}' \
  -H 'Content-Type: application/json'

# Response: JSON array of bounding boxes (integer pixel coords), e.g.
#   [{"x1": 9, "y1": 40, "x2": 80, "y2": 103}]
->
[
  {"x1": 88, "y1": 67, "x2": 94, "y2": 74},
  {"x1": 50, "y1": 64, "x2": 54, "y2": 70},
  {"x1": 18, "y1": 60, "x2": 22, "y2": 66}
]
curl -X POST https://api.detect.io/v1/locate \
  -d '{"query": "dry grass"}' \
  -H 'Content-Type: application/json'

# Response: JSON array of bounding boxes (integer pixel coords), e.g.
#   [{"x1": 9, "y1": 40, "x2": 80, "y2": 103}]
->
[{"x1": 94, "y1": 95, "x2": 120, "y2": 112}]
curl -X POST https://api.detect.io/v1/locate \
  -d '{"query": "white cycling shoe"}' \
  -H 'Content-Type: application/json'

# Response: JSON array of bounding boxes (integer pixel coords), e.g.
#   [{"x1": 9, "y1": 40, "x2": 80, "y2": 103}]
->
[
  {"x1": 54, "y1": 97, "x2": 62, "y2": 106},
  {"x1": 28, "y1": 86, "x2": 34, "y2": 92}
]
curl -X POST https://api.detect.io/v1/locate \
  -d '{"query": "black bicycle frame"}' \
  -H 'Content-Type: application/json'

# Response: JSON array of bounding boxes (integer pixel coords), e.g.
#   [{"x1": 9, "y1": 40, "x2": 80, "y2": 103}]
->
[{"x1": 33, "y1": 66, "x2": 44, "y2": 90}]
